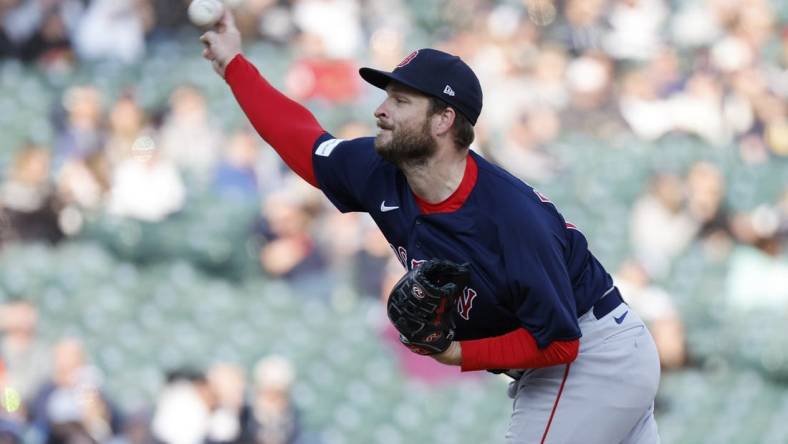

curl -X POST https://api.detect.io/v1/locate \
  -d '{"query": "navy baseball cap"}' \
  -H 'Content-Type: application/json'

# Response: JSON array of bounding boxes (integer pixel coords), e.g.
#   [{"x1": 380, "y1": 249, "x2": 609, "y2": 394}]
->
[{"x1": 359, "y1": 49, "x2": 483, "y2": 125}]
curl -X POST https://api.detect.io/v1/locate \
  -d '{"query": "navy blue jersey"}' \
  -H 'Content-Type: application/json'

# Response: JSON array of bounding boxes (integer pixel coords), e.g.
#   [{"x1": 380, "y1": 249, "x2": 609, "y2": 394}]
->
[{"x1": 312, "y1": 135, "x2": 614, "y2": 347}]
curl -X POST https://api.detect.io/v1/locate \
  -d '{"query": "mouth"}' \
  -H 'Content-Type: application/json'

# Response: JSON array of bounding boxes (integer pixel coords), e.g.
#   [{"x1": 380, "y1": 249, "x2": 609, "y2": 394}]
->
[{"x1": 376, "y1": 128, "x2": 392, "y2": 138}]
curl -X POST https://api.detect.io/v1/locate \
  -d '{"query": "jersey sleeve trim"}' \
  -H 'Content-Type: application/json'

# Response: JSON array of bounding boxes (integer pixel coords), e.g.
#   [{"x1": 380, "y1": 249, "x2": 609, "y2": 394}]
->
[{"x1": 460, "y1": 328, "x2": 579, "y2": 372}]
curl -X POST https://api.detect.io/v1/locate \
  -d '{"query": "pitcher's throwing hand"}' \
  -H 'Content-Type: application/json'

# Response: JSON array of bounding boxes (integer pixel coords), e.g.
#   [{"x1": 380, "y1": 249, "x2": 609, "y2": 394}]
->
[{"x1": 199, "y1": 10, "x2": 241, "y2": 77}]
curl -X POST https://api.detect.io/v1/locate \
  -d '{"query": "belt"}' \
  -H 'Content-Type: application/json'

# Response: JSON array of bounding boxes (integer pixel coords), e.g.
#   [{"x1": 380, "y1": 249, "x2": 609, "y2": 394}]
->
[
  {"x1": 495, "y1": 287, "x2": 626, "y2": 381},
  {"x1": 591, "y1": 286, "x2": 625, "y2": 320}
]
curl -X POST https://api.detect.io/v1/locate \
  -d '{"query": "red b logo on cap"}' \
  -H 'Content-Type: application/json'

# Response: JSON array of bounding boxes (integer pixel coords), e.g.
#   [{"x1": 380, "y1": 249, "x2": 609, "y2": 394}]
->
[{"x1": 397, "y1": 50, "x2": 419, "y2": 68}]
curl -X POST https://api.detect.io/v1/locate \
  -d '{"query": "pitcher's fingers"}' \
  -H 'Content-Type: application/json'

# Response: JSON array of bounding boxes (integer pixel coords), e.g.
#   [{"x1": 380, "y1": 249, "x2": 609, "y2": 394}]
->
[
  {"x1": 224, "y1": 9, "x2": 237, "y2": 28},
  {"x1": 199, "y1": 31, "x2": 216, "y2": 47},
  {"x1": 217, "y1": 9, "x2": 236, "y2": 31}
]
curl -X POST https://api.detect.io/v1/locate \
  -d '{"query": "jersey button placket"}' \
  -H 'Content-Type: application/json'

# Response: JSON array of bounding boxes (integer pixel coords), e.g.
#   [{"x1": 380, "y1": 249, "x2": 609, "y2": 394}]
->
[{"x1": 414, "y1": 218, "x2": 422, "y2": 249}]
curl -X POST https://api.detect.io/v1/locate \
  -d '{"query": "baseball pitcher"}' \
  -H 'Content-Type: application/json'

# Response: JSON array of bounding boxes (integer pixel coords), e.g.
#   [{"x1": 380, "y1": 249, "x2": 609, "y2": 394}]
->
[{"x1": 201, "y1": 11, "x2": 661, "y2": 444}]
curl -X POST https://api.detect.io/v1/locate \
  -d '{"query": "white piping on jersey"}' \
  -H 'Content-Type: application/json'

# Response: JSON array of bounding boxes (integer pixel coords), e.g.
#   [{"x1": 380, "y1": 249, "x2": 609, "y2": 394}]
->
[
  {"x1": 315, "y1": 138, "x2": 346, "y2": 157},
  {"x1": 601, "y1": 285, "x2": 616, "y2": 298}
]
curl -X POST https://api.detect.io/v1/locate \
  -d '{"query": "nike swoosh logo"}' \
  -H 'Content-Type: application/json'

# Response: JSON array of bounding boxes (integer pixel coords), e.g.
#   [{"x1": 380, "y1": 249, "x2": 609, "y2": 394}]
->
[
  {"x1": 380, "y1": 201, "x2": 399, "y2": 212},
  {"x1": 614, "y1": 311, "x2": 629, "y2": 325}
]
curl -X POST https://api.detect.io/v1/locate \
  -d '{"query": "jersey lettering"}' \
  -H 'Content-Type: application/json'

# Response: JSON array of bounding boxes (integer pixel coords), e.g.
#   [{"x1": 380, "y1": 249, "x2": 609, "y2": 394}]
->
[
  {"x1": 410, "y1": 258, "x2": 426, "y2": 270},
  {"x1": 457, "y1": 287, "x2": 478, "y2": 320},
  {"x1": 396, "y1": 246, "x2": 408, "y2": 268},
  {"x1": 390, "y1": 245, "x2": 428, "y2": 271}
]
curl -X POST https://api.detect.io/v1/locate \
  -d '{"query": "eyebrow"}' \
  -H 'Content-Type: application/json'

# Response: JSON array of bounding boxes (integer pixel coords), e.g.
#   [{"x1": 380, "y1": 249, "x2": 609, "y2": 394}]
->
[{"x1": 386, "y1": 82, "x2": 424, "y2": 97}]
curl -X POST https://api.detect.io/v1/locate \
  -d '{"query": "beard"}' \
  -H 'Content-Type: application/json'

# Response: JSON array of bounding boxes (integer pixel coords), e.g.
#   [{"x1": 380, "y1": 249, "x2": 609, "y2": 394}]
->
[{"x1": 374, "y1": 118, "x2": 437, "y2": 167}]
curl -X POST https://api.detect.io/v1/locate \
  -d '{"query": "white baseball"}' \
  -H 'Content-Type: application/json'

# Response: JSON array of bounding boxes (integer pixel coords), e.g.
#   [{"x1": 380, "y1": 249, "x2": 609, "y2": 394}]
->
[{"x1": 188, "y1": 0, "x2": 225, "y2": 27}]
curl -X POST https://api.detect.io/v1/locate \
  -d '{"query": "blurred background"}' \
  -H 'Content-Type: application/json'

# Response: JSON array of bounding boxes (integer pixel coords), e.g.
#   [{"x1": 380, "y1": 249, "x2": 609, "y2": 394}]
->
[{"x1": 0, "y1": 0, "x2": 786, "y2": 443}]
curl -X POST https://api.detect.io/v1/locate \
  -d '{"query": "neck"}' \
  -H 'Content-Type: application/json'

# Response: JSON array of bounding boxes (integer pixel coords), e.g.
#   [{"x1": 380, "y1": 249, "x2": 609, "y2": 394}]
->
[{"x1": 402, "y1": 146, "x2": 467, "y2": 203}]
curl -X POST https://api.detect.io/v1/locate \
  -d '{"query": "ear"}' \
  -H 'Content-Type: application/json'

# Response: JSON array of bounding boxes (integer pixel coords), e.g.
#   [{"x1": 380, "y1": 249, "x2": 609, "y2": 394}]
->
[{"x1": 431, "y1": 107, "x2": 456, "y2": 138}]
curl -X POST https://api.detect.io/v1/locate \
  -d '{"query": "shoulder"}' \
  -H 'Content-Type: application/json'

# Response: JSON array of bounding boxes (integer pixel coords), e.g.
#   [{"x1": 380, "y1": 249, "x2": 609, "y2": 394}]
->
[
  {"x1": 313, "y1": 135, "x2": 394, "y2": 179},
  {"x1": 472, "y1": 152, "x2": 547, "y2": 221},
  {"x1": 311, "y1": 134, "x2": 401, "y2": 212}
]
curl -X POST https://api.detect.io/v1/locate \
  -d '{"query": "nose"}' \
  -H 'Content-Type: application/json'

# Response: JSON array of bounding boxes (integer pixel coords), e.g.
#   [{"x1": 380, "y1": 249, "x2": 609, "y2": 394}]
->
[{"x1": 374, "y1": 101, "x2": 388, "y2": 121}]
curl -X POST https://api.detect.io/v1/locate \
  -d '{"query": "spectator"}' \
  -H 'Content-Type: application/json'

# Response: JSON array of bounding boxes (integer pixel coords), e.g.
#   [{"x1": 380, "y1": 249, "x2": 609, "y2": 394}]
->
[
  {"x1": 0, "y1": 300, "x2": 50, "y2": 408},
  {"x1": 73, "y1": 0, "x2": 151, "y2": 63},
  {"x1": 316, "y1": 210, "x2": 363, "y2": 272},
  {"x1": 726, "y1": 204, "x2": 788, "y2": 311},
  {"x1": 106, "y1": 143, "x2": 185, "y2": 222},
  {"x1": 28, "y1": 338, "x2": 121, "y2": 443},
  {"x1": 247, "y1": 355, "x2": 299, "y2": 444},
  {"x1": 0, "y1": 144, "x2": 63, "y2": 245},
  {"x1": 233, "y1": 0, "x2": 297, "y2": 44},
  {"x1": 548, "y1": 0, "x2": 607, "y2": 55},
  {"x1": 685, "y1": 161, "x2": 733, "y2": 260},
  {"x1": 603, "y1": 0, "x2": 667, "y2": 61},
  {"x1": 778, "y1": 187, "x2": 788, "y2": 234},
  {"x1": 618, "y1": 66, "x2": 674, "y2": 141},
  {"x1": 284, "y1": 51, "x2": 361, "y2": 104},
  {"x1": 0, "y1": 0, "x2": 82, "y2": 63},
  {"x1": 55, "y1": 151, "x2": 111, "y2": 231},
  {"x1": 670, "y1": 0, "x2": 724, "y2": 49},
  {"x1": 206, "y1": 363, "x2": 249, "y2": 444},
  {"x1": 365, "y1": 22, "x2": 408, "y2": 72},
  {"x1": 352, "y1": 218, "x2": 393, "y2": 298},
  {"x1": 615, "y1": 259, "x2": 687, "y2": 369},
  {"x1": 257, "y1": 190, "x2": 326, "y2": 283},
  {"x1": 212, "y1": 130, "x2": 261, "y2": 202},
  {"x1": 669, "y1": 71, "x2": 727, "y2": 146},
  {"x1": 151, "y1": 369, "x2": 212, "y2": 444},
  {"x1": 158, "y1": 86, "x2": 222, "y2": 181},
  {"x1": 16, "y1": 4, "x2": 72, "y2": 67},
  {"x1": 53, "y1": 85, "x2": 105, "y2": 168},
  {"x1": 291, "y1": 0, "x2": 363, "y2": 59},
  {"x1": 149, "y1": 0, "x2": 191, "y2": 39},
  {"x1": 630, "y1": 173, "x2": 698, "y2": 277},
  {"x1": 562, "y1": 51, "x2": 621, "y2": 136},
  {"x1": 104, "y1": 93, "x2": 149, "y2": 168},
  {"x1": 284, "y1": 2, "x2": 363, "y2": 105},
  {"x1": 528, "y1": 46, "x2": 571, "y2": 110},
  {"x1": 106, "y1": 410, "x2": 153, "y2": 444},
  {"x1": 0, "y1": 417, "x2": 23, "y2": 444},
  {"x1": 646, "y1": 47, "x2": 682, "y2": 98},
  {"x1": 486, "y1": 108, "x2": 561, "y2": 183}
]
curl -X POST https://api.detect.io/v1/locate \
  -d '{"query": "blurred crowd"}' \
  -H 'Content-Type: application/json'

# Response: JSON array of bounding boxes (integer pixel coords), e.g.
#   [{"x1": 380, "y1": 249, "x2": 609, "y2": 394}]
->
[
  {"x1": 0, "y1": 300, "x2": 302, "y2": 444},
  {"x1": 0, "y1": 0, "x2": 787, "y2": 442},
  {"x1": 0, "y1": 0, "x2": 786, "y2": 159}
]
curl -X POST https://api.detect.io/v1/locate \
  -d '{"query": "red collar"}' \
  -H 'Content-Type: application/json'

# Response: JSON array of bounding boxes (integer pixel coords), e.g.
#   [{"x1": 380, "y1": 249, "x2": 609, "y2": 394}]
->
[{"x1": 412, "y1": 155, "x2": 478, "y2": 214}]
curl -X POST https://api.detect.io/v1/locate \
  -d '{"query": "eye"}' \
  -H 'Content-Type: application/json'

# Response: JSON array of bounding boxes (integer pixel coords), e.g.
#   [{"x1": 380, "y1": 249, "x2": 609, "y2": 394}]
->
[{"x1": 395, "y1": 96, "x2": 408, "y2": 104}]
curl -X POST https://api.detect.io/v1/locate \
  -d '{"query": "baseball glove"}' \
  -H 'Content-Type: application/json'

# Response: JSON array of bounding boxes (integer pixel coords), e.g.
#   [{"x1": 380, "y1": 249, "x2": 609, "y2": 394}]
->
[{"x1": 386, "y1": 259, "x2": 470, "y2": 355}]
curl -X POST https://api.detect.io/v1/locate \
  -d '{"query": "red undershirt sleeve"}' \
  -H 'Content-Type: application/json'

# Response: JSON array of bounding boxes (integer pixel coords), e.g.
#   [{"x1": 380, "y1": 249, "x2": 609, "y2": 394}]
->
[
  {"x1": 460, "y1": 328, "x2": 579, "y2": 372},
  {"x1": 224, "y1": 54, "x2": 324, "y2": 188}
]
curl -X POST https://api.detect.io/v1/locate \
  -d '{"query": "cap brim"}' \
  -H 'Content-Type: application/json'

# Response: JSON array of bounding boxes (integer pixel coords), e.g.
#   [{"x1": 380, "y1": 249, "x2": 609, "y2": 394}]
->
[
  {"x1": 359, "y1": 67, "x2": 431, "y2": 98},
  {"x1": 359, "y1": 67, "x2": 396, "y2": 90}
]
